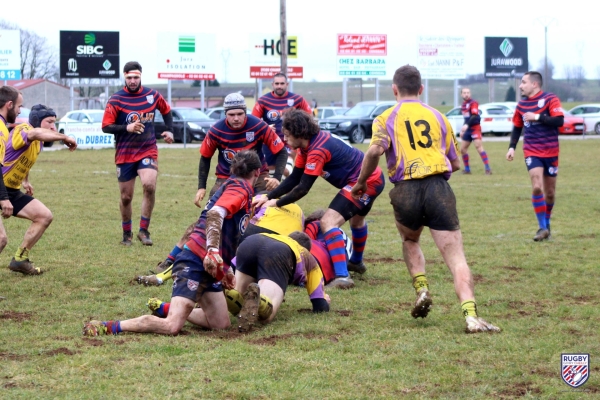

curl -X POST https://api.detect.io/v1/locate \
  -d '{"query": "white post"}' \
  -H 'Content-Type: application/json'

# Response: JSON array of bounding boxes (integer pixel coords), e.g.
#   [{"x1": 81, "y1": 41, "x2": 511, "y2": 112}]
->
[
  {"x1": 453, "y1": 79, "x2": 459, "y2": 108},
  {"x1": 201, "y1": 80, "x2": 205, "y2": 111},
  {"x1": 342, "y1": 78, "x2": 347, "y2": 108},
  {"x1": 424, "y1": 79, "x2": 429, "y2": 104},
  {"x1": 167, "y1": 80, "x2": 172, "y2": 105},
  {"x1": 375, "y1": 78, "x2": 379, "y2": 101}
]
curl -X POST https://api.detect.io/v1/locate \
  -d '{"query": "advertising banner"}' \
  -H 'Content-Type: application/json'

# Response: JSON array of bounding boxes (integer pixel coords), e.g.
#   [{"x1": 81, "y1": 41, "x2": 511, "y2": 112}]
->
[
  {"x1": 0, "y1": 30, "x2": 21, "y2": 80},
  {"x1": 417, "y1": 36, "x2": 466, "y2": 80},
  {"x1": 60, "y1": 31, "x2": 120, "y2": 79},
  {"x1": 157, "y1": 33, "x2": 216, "y2": 80},
  {"x1": 485, "y1": 37, "x2": 528, "y2": 78}
]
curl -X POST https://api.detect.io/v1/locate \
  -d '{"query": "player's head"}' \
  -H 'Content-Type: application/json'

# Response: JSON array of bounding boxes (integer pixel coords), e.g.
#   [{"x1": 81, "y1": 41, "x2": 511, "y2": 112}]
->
[
  {"x1": 272, "y1": 73, "x2": 288, "y2": 96},
  {"x1": 520, "y1": 71, "x2": 543, "y2": 97},
  {"x1": 123, "y1": 61, "x2": 143, "y2": 93},
  {"x1": 281, "y1": 108, "x2": 319, "y2": 149},
  {"x1": 0, "y1": 86, "x2": 23, "y2": 124},
  {"x1": 289, "y1": 231, "x2": 312, "y2": 251},
  {"x1": 461, "y1": 87, "x2": 471, "y2": 101},
  {"x1": 230, "y1": 150, "x2": 262, "y2": 179},
  {"x1": 304, "y1": 209, "x2": 325, "y2": 227},
  {"x1": 392, "y1": 65, "x2": 423, "y2": 97},
  {"x1": 29, "y1": 104, "x2": 57, "y2": 130},
  {"x1": 223, "y1": 93, "x2": 247, "y2": 130}
]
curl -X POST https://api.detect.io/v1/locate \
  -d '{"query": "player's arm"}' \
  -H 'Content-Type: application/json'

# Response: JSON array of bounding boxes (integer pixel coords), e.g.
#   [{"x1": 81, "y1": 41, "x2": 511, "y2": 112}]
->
[
  {"x1": 26, "y1": 128, "x2": 77, "y2": 150},
  {"x1": 272, "y1": 148, "x2": 288, "y2": 181},
  {"x1": 0, "y1": 176, "x2": 12, "y2": 218},
  {"x1": 267, "y1": 167, "x2": 316, "y2": 207},
  {"x1": 351, "y1": 144, "x2": 384, "y2": 198},
  {"x1": 195, "y1": 156, "x2": 212, "y2": 206},
  {"x1": 203, "y1": 205, "x2": 227, "y2": 278},
  {"x1": 537, "y1": 114, "x2": 564, "y2": 127},
  {"x1": 102, "y1": 103, "x2": 143, "y2": 134},
  {"x1": 251, "y1": 103, "x2": 264, "y2": 118},
  {"x1": 299, "y1": 99, "x2": 314, "y2": 114}
]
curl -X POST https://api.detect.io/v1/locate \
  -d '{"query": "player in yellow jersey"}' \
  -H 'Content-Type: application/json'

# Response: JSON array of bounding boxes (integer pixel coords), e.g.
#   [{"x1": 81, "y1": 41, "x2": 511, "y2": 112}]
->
[{"x1": 351, "y1": 65, "x2": 500, "y2": 334}]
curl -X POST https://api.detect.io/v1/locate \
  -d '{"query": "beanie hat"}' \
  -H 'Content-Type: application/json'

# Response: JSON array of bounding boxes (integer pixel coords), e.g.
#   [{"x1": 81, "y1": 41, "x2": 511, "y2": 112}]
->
[
  {"x1": 29, "y1": 104, "x2": 57, "y2": 128},
  {"x1": 223, "y1": 93, "x2": 246, "y2": 112}
]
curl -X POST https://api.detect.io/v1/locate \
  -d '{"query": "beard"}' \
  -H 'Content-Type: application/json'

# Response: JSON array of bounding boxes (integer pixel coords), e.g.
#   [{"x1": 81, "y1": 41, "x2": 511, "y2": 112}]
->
[
  {"x1": 6, "y1": 105, "x2": 17, "y2": 124},
  {"x1": 274, "y1": 88, "x2": 286, "y2": 96},
  {"x1": 127, "y1": 81, "x2": 142, "y2": 93}
]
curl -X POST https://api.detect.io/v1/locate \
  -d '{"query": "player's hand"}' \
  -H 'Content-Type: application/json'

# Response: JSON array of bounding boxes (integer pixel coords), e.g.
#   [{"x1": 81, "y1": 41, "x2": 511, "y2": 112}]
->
[
  {"x1": 222, "y1": 269, "x2": 236, "y2": 290},
  {"x1": 22, "y1": 181, "x2": 34, "y2": 196},
  {"x1": 161, "y1": 131, "x2": 174, "y2": 144},
  {"x1": 324, "y1": 293, "x2": 331, "y2": 305},
  {"x1": 350, "y1": 182, "x2": 368, "y2": 199},
  {"x1": 0, "y1": 200, "x2": 13, "y2": 219},
  {"x1": 460, "y1": 124, "x2": 468, "y2": 135},
  {"x1": 194, "y1": 188, "x2": 206, "y2": 208},
  {"x1": 264, "y1": 177, "x2": 280, "y2": 191},
  {"x1": 203, "y1": 248, "x2": 223, "y2": 278},
  {"x1": 127, "y1": 122, "x2": 145, "y2": 134},
  {"x1": 506, "y1": 148, "x2": 515, "y2": 162},
  {"x1": 252, "y1": 194, "x2": 269, "y2": 209},
  {"x1": 63, "y1": 136, "x2": 78, "y2": 151}
]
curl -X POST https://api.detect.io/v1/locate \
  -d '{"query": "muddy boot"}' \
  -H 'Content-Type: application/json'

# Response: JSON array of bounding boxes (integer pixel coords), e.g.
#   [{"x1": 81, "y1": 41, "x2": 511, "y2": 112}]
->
[{"x1": 238, "y1": 283, "x2": 260, "y2": 333}]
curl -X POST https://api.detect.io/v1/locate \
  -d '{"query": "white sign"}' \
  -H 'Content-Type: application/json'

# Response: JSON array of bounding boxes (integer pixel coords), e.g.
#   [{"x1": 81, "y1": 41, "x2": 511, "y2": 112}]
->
[
  {"x1": 157, "y1": 33, "x2": 216, "y2": 78},
  {"x1": 249, "y1": 34, "x2": 299, "y2": 66},
  {"x1": 337, "y1": 56, "x2": 387, "y2": 77},
  {"x1": 0, "y1": 30, "x2": 22, "y2": 80},
  {"x1": 64, "y1": 123, "x2": 114, "y2": 149},
  {"x1": 417, "y1": 36, "x2": 466, "y2": 80}
]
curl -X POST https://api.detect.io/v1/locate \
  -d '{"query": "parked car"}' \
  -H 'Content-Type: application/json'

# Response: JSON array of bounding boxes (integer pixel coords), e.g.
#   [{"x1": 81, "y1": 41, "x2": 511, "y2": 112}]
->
[
  {"x1": 204, "y1": 107, "x2": 226, "y2": 120},
  {"x1": 559, "y1": 111, "x2": 585, "y2": 135},
  {"x1": 318, "y1": 101, "x2": 396, "y2": 143},
  {"x1": 154, "y1": 107, "x2": 216, "y2": 143},
  {"x1": 567, "y1": 104, "x2": 600, "y2": 134},
  {"x1": 56, "y1": 110, "x2": 105, "y2": 133},
  {"x1": 445, "y1": 103, "x2": 513, "y2": 137},
  {"x1": 314, "y1": 106, "x2": 348, "y2": 121}
]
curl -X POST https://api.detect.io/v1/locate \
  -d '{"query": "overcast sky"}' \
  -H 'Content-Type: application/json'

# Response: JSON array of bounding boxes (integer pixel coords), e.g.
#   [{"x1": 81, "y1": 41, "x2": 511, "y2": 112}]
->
[{"x1": 7, "y1": 0, "x2": 598, "y2": 84}]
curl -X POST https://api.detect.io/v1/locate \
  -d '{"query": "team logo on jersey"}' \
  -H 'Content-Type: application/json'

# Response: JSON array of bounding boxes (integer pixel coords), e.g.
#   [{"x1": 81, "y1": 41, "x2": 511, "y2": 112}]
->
[
  {"x1": 266, "y1": 110, "x2": 280, "y2": 121},
  {"x1": 223, "y1": 149, "x2": 236, "y2": 164},
  {"x1": 126, "y1": 112, "x2": 141, "y2": 124},
  {"x1": 287, "y1": 99, "x2": 294, "y2": 107},
  {"x1": 146, "y1": 95, "x2": 154, "y2": 105},
  {"x1": 538, "y1": 99, "x2": 545, "y2": 108},
  {"x1": 306, "y1": 162, "x2": 316, "y2": 170},
  {"x1": 187, "y1": 279, "x2": 199, "y2": 292},
  {"x1": 246, "y1": 132, "x2": 255, "y2": 142},
  {"x1": 561, "y1": 354, "x2": 589, "y2": 388},
  {"x1": 239, "y1": 214, "x2": 250, "y2": 235},
  {"x1": 274, "y1": 138, "x2": 282, "y2": 146}
]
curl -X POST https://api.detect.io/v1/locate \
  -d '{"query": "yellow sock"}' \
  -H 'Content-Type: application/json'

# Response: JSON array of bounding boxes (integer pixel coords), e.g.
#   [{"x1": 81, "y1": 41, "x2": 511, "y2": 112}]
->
[
  {"x1": 225, "y1": 289, "x2": 244, "y2": 315},
  {"x1": 258, "y1": 294, "x2": 273, "y2": 320},
  {"x1": 461, "y1": 300, "x2": 478, "y2": 318},
  {"x1": 15, "y1": 247, "x2": 29, "y2": 262},
  {"x1": 412, "y1": 273, "x2": 429, "y2": 293},
  {"x1": 156, "y1": 264, "x2": 173, "y2": 282}
]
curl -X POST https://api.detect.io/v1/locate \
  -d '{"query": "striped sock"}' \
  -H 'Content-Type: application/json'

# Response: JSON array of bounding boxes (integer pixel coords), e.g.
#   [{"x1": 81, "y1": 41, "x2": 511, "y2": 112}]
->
[
  {"x1": 545, "y1": 202, "x2": 554, "y2": 230},
  {"x1": 168, "y1": 245, "x2": 183, "y2": 262},
  {"x1": 349, "y1": 224, "x2": 368, "y2": 264},
  {"x1": 324, "y1": 228, "x2": 349, "y2": 277},
  {"x1": 462, "y1": 154, "x2": 470, "y2": 171},
  {"x1": 140, "y1": 216, "x2": 150, "y2": 231},
  {"x1": 122, "y1": 220, "x2": 132, "y2": 232},
  {"x1": 480, "y1": 151, "x2": 490, "y2": 170},
  {"x1": 155, "y1": 302, "x2": 170, "y2": 318},
  {"x1": 532, "y1": 194, "x2": 547, "y2": 230},
  {"x1": 103, "y1": 320, "x2": 122, "y2": 335}
]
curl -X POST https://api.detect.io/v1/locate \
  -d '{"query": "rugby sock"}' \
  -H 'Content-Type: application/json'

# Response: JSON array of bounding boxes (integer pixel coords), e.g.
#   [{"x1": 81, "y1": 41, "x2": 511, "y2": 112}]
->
[
  {"x1": 412, "y1": 273, "x2": 429, "y2": 293},
  {"x1": 461, "y1": 300, "x2": 478, "y2": 318},
  {"x1": 122, "y1": 220, "x2": 132, "y2": 232},
  {"x1": 324, "y1": 228, "x2": 350, "y2": 277},
  {"x1": 259, "y1": 294, "x2": 274, "y2": 320},
  {"x1": 167, "y1": 245, "x2": 183, "y2": 262},
  {"x1": 479, "y1": 151, "x2": 491, "y2": 171},
  {"x1": 153, "y1": 302, "x2": 171, "y2": 318},
  {"x1": 545, "y1": 202, "x2": 554, "y2": 231},
  {"x1": 532, "y1": 194, "x2": 547, "y2": 229},
  {"x1": 462, "y1": 154, "x2": 470, "y2": 172},
  {"x1": 103, "y1": 320, "x2": 122, "y2": 335},
  {"x1": 156, "y1": 265, "x2": 173, "y2": 283},
  {"x1": 140, "y1": 216, "x2": 150, "y2": 231},
  {"x1": 225, "y1": 289, "x2": 244, "y2": 315},
  {"x1": 14, "y1": 247, "x2": 29, "y2": 262},
  {"x1": 349, "y1": 224, "x2": 368, "y2": 264}
]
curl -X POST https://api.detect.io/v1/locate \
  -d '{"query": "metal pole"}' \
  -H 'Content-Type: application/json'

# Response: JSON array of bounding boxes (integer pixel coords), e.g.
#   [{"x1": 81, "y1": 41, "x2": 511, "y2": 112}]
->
[
  {"x1": 424, "y1": 79, "x2": 429, "y2": 104},
  {"x1": 453, "y1": 79, "x2": 459, "y2": 108},
  {"x1": 375, "y1": 78, "x2": 379, "y2": 101},
  {"x1": 258, "y1": 79, "x2": 263, "y2": 97},
  {"x1": 70, "y1": 83, "x2": 74, "y2": 111},
  {"x1": 167, "y1": 79, "x2": 172, "y2": 105},
  {"x1": 289, "y1": 79, "x2": 293, "y2": 93},
  {"x1": 280, "y1": 0, "x2": 287, "y2": 76},
  {"x1": 201, "y1": 80, "x2": 205, "y2": 112},
  {"x1": 342, "y1": 78, "x2": 347, "y2": 108},
  {"x1": 544, "y1": 26, "x2": 548, "y2": 82}
]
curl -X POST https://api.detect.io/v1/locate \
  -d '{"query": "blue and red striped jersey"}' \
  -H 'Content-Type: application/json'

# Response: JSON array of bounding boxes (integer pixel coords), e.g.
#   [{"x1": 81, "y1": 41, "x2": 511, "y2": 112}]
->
[
  {"x1": 461, "y1": 99, "x2": 481, "y2": 131},
  {"x1": 513, "y1": 91, "x2": 563, "y2": 158},
  {"x1": 102, "y1": 86, "x2": 171, "y2": 164},
  {"x1": 200, "y1": 114, "x2": 283, "y2": 179},
  {"x1": 251, "y1": 91, "x2": 313, "y2": 138}
]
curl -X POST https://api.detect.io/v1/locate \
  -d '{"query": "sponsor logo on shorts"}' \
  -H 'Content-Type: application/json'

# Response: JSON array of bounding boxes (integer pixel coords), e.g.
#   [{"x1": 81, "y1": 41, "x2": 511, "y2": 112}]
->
[
  {"x1": 549, "y1": 166, "x2": 558, "y2": 175},
  {"x1": 320, "y1": 171, "x2": 330, "y2": 179},
  {"x1": 187, "y1": 279, "x2": 199, "y2": 292},
  {"x1": 116, "y1": 167, "x2": 121, "y2": 178},
  {"x1": 146, "y1": 95, "x2": 154, "y2": 105},
  {"x1": 525, "y1": 157, "x2": 532, "y2": 166},
  {"x1": 246, "y1": 132, "x2": 254, "y2": 142},
  {"x1": 359, "y1": 193, "x2": 371, "y2": 205},
  {"x1": 266, "y1": 110, "x2": 280, "y2": 121},
  {"x1": 287, "y1": 99, "x2": 294, "y2": 107},
  {"x1": 142, "y1": 158, "x2": 150, "y2": 166},
  {"x1": 561, "y1": 353, "x2": 589, "y2": 388},
  {"x1": 538, "y1": 99, "x2": 545, "y2": 108},
  {"x1": 343, "y1": 185, "x2": 352, "y2": 192}
]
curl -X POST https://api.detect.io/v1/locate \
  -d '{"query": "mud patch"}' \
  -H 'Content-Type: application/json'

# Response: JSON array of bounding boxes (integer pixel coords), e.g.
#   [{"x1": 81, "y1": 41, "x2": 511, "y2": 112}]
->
[
  {"x1": 44, "y1": 347, "x2": 77, "y2": 356},
  {"x1": 472, "y1": 274, "x2": 486, "y2": 283},
  {"x1": 501, "y1": 265, "x2": 522, "y2": 272},
  {"x1": 366, "y1": 277, "x2": 388, "y2": 286},
  {"x1": 576, "y1": 233, "x2": 596, "y2": 239},
  {"x1": 336, "y1": 310, "x2": 352, "y2": 317},
  {"x1": 363, "y1": 257, "x2": 402, "y2": 264},
  {"x1": 0, "y1": 352, "x2": 28, "y2": 361},
  {"x1": 82, "y1": 338, "x2": 104, "y2": 347},
  {"x1": 564, "y1": 294, "x2": 598, "y2": 305},
  {"x1": 0, "y1": 311, "x2": 32, "y2": 321},
  {"x1": 495, "y1": 383, "x2": 541, "y2": 398}
]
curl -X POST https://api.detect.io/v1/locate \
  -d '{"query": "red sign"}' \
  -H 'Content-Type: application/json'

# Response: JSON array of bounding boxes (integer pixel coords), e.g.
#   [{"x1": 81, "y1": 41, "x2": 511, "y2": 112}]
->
[
  {"x1": 249, "y1": 66, "x2": 303, "y2": 79},
  {"x1": 157, "y1": 73, "x2": 215, "y2": 80},
  {"x1": 337, "y1": 34, "x2": 387, "y2": 56}
]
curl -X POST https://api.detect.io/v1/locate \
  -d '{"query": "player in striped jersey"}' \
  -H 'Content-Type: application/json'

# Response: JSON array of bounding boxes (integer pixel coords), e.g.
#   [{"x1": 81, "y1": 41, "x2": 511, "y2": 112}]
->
[
  {"x1": 459, "y1": 88, "x2": 492, "y2": 174},
  {"x1": 506, "y1": 71, "x2": 563, "y2": 241},
  {"x1": 102, "y1": 61, "x2": 174, "y2": 247},
  {"x1": 352, "y1": 65, "x2": 500, "y2": 334}
]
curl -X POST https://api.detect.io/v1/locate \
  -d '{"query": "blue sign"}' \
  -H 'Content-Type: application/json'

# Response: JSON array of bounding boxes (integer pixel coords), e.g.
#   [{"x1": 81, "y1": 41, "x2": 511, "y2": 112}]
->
[{"x1": 0, "y1": 70, "x2": 21, "y2": 80}]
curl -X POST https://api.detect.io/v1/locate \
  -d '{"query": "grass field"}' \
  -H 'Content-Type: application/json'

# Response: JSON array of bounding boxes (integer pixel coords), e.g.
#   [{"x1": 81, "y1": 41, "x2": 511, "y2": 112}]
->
[{"x1": 1, "y1": 139, "x2": 599, "y2": 398}]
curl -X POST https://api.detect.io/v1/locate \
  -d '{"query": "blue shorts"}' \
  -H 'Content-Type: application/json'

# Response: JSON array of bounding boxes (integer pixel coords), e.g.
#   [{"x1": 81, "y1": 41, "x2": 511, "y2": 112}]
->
[
  {"x1": 525, "y1": 156, "x2": 559, "y2": 177},
  {"x1": 461, "y1": 128, "x2": 482, "y2": 142},
  {"x1": 116, "y1": 157, "x2": 158, "y2": 182},
  {"x1": 170, "y1": 248, "x2": 223, "y2": 302}
]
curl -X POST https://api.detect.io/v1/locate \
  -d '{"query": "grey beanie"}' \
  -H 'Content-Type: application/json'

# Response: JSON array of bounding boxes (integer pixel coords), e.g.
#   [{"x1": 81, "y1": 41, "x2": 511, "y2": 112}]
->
[
  {"x1": 223, "y1": 93, "x2": 246, "y2": 112},
  {"x1": 29, "y1": 104, "x2": 57, "y2": 128}
]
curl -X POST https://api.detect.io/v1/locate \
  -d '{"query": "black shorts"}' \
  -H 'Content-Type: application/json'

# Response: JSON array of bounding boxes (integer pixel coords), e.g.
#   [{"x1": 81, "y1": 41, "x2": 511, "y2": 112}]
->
[
  {"x1": 236, "y1": 234, "x2": 295, "y2": 292},
  {"x1": 6, "y1": 188, "x2": 35, "y2": 216},
  {"x1": 389, "y1": 174, "x2": 460, "y2": 231}
]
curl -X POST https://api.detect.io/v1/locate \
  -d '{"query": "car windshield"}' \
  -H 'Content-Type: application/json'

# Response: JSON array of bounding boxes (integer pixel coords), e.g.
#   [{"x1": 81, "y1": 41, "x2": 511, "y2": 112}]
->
[
  {"x1": 176, "y1": 108, "x2": 211, "y2": 121},
  {"x1": 88, "y1": 112, "x2": 105, "y2": 123},
  {"x1": 344, "y1": 104, "x2": 377, "y2": 117}
]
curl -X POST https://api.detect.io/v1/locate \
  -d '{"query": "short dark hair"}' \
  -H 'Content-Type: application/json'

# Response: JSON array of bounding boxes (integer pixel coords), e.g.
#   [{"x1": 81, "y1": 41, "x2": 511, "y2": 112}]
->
[
  {"x1": 0, "y1": 86, "x2": 20, "y2": 109},
  {"x1": 304, "y1": 209, "x2": 325, "y2": 227},
  {"x1": 289, "y1": 231, "x2": 312, "y2": 251},
  {"x1": 524, "y1": 71, "x2": 543, "y2": 88},
  {"x1": 230, "y1": 150, "x2": 262, "y2": 178},
  {"x1": 393, "y1": 65, "x2": 422, "y2": 96},
  {"x1": 273, "y1": 72, "x2": 287, "y2": 81},
  {"x1": 281, "y1": 108, "x2": 319, "y2": 140},
  {"x1": 123, "y1": 61, "x2": 142, "y2": 73}
]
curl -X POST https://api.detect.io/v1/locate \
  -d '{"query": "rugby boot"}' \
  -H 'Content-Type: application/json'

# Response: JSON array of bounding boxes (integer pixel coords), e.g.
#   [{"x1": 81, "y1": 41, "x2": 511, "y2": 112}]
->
[
  {"x1": 152, "y1": 258, "x2": 174, "y2": 274},
  {"x1": 465, "y1": 316, "x2": 501, "y2": 334},
  {"x1": 347, "y1": 260, "x2": 367, "y2": 274},
  {"x1": 485, "y1": 169, "x2": 492, "y2": 175},
  {"x1": 533, "y1": 228, "x2": 550, "y2": 242},
  {"x1": 238, "y1": 283, "x2": 260, "y2": 332},
  {"x1": 120, "y1": 231, "x2": 133, "y2": 246},
  {"x1": 325, "y1": 276, "x2": 355, "y2": 290},
  {"x1": 134, "y1": 274, "x2": 163, "y2": 286},
  {"x1": 82, "y1": 320, "x2": 107, "y2": 337},
  {"x1": 137, "y1": 229, "x2": 153, "y2": 246},
  {"x1": 9, "y1": 258, "x2": 42, "y2": 275},
  {"x1": 411, "y1": 288, "x2": 433, "y2": 319},
  {"x1": 462, "y1": 170, "x2": 471, "y2": 175}
]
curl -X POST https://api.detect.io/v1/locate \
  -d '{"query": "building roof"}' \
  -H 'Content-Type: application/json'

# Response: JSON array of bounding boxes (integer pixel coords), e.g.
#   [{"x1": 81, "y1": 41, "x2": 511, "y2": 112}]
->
[{"x1": 6, "y1": 79, "x2": 71, "y2": 91}]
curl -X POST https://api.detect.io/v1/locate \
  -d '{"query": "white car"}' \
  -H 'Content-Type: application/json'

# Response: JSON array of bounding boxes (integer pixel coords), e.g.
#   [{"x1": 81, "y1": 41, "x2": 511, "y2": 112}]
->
[
  {"x1": 445, "y1": 103, "x2": 514, "y2": 137},
  {"x1": 568, "y1": 104, "x2": 600, "y2": 134},
  {"x1": 57, "y1": 109, "x2": 105, "y2": 133}
]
